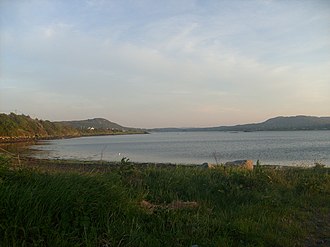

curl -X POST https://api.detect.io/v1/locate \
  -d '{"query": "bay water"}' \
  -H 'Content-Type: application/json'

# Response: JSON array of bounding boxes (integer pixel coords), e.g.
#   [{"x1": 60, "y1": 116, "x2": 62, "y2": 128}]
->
[{"x1": 30, "y1": 131, "x2": 330, "y2": 166}]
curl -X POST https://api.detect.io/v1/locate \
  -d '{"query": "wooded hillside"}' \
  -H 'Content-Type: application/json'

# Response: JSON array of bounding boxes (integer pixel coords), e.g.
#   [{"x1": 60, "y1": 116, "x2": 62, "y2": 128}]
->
[
  {"x1": 0, "y1": 113, "x2": 80, "y2": 139},
  {"x1": 0, "y1": 113, "x2": 146, "y2": 142}
]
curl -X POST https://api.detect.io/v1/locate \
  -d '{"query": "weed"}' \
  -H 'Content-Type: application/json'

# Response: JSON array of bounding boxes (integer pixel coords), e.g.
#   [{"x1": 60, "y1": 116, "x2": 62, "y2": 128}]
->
[{"x1": 0, "y1": 156, "x2": 329, "y2": 246}]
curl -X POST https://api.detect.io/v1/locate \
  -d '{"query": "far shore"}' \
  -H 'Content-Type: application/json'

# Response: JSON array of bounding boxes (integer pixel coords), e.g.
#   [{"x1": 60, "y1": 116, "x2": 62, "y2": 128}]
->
[{"x1": 0, "y1": 131, "x2": 148, "y2": 144}]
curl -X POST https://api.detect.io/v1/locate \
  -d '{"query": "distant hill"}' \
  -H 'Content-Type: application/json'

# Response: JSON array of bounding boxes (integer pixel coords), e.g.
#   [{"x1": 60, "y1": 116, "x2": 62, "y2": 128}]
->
[
  {"x1": 57, "y1": 118, "x2": 126, "y2": 131},
  {"x1": 212, "y1": 116, "x2": 330, "y2": 131},
  {"x1": 0, "y1": 113, "x2": 146, "y2": 142},
  {"x1": 151, "y1": 116, "x2": 330, "y2": 132}
]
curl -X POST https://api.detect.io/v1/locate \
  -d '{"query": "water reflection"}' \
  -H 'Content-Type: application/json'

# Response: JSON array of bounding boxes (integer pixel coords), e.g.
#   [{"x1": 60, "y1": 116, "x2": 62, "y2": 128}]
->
[{"x1": 0, "y1": 141, "x2": 41, "y2": 156}]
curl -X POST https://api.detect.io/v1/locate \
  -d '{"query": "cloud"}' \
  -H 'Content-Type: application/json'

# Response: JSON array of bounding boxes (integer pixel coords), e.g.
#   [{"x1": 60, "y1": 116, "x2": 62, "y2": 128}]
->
[{"x1": 1, "y1": 0, "x2": 330, "y2": 127}]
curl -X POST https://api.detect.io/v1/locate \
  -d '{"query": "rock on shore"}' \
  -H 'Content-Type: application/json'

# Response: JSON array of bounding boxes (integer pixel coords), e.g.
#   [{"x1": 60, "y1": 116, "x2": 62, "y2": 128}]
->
[{"x1": 225, "y1": 160, "x2": 254, "y2": 170}]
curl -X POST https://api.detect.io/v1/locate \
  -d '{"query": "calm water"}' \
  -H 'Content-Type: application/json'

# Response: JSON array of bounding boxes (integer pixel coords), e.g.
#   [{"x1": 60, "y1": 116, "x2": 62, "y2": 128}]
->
[{"x1": 31, "y1": 131, "x2": 330, "y2": 166}]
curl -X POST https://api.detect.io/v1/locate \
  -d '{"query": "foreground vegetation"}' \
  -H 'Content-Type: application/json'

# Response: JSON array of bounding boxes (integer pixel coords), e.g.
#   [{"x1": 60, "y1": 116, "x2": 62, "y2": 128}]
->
[{"x1": 0, "y1": 155, "x2": 329, "y2": 246}]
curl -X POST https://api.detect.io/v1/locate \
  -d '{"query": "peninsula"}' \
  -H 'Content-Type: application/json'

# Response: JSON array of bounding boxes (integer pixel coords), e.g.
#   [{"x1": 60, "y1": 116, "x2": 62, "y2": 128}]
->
[{"x1": 0, "y1": 113, "x2": 146, "y2": 143}]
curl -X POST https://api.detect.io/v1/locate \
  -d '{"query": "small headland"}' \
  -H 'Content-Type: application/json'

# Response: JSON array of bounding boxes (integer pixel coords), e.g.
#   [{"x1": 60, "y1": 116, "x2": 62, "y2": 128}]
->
[{"x1": 0, "y1": 112, "x2": 147, "y2": 144}]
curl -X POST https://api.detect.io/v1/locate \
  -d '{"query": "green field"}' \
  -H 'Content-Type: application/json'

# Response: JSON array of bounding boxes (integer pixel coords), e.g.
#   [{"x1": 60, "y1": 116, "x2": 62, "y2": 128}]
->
[{"x1": 0, "y1": 155, "x2": 329, "y2": 246}]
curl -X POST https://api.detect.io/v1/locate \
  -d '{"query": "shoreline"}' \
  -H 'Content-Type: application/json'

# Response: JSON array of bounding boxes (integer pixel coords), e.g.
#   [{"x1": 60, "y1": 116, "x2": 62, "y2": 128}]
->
[
  {"x1": 1, "y1": 145, "x2": 328, "y2": 169},
  {"x1": 0, "y1": 131, "x2": 148, "y2": 144},
  {"x1": 2, "y1": 155, "x2": 326, "y2": 174}
]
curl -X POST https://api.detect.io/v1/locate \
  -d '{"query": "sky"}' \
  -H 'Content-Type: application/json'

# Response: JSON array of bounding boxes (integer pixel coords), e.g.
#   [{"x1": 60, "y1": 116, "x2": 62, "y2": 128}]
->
[{"x1": 1, "y1": 0, "x2": 330, "y2": 128}]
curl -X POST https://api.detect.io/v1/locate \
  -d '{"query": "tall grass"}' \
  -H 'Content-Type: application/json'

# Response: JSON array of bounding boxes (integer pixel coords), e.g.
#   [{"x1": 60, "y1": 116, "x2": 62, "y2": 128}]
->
[{"x1": 0, "y1": 155, "x2": 329, "y2": 246}]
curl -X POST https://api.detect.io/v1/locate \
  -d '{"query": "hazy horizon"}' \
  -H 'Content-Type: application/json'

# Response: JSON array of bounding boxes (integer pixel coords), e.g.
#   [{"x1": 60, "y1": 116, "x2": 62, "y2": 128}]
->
[
  {"x1": 57, "y1": 114, "x2": 330, "y2": 129},
  {"x1": 1, "y1": 0, "x2": 330, "y2": 128}
]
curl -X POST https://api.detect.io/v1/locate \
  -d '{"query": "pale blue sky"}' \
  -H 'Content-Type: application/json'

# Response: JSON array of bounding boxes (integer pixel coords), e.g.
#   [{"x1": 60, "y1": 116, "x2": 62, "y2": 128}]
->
[{"x1": 1, "y1": 0, "x2": 330, "y2": 128}]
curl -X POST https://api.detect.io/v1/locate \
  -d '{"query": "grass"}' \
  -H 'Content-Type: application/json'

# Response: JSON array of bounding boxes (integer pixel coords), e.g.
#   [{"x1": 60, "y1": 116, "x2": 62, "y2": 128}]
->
[{"x1": 0, "y1": 155, "x2": 329, "y2": 246}]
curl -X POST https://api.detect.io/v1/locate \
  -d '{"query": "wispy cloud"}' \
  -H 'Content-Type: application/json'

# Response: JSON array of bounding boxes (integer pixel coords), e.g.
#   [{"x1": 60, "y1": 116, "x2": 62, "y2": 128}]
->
[{"x1": 1, "y1": 0, "x2": 329, "y2": 127}]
